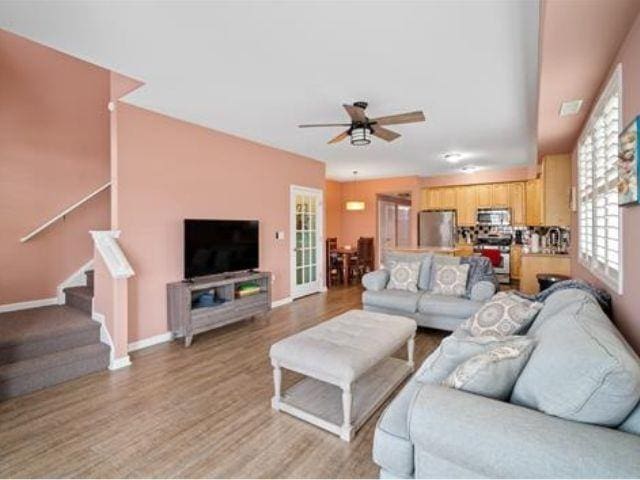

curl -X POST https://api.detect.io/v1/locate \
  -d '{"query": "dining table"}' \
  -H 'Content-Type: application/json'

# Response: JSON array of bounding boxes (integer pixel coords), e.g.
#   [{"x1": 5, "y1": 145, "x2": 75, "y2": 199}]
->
[{"x1": 336, "y1": 247, "x2": 358, "y2": 286}]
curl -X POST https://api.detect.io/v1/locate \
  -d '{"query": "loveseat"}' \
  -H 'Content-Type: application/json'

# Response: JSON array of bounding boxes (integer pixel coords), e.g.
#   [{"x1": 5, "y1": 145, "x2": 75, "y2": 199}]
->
[
  {"x1": 372, "y1": 287, "x2": 640, "y2": 478},
  {"x1": 361, "y1": 251, "x2": 497, "y2": 331}
]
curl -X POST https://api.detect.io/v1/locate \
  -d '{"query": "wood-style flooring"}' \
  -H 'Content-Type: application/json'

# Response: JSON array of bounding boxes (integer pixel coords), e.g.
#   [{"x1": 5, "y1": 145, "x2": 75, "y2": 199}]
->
[{"x1": 0, "y1": 286, "x2": 446, "y2": 478}]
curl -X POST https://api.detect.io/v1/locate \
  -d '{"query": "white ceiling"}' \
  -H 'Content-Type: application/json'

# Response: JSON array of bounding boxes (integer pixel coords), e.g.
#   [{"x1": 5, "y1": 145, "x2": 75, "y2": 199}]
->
[{"x1": 0, "y1": 0, "x2": 540, "y2": 181}]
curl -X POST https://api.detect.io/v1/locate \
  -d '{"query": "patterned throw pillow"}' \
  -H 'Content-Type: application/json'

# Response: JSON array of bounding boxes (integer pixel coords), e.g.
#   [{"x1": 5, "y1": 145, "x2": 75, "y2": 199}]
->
[
  {"x1": 460, "y1": 292, "x2": 543, "y2": 337},
  {"x1": 415, "y1": 331, "x2": 525, "y2": 384},
  {"x1": 386, "y1": 261, "x2": 421, "y2": 293},
  {"x1": 431, "y1": 264, "x2": 470, "y2": 297},
  {"x1": 443, "y1": 338, "x2": 535, "y2": 400}
]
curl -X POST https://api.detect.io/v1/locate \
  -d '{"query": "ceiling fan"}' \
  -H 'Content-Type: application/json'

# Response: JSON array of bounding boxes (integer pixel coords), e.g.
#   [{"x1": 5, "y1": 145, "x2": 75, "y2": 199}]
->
[{"x1": 298, "y1": 101, "x2": 426, "y2": 146}]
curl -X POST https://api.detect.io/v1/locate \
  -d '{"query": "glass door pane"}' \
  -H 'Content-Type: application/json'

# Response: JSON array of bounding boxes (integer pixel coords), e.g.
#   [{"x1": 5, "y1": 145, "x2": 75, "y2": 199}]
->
[{"x1": 293, "y1": 190, "x2": 321, "y2": 296}]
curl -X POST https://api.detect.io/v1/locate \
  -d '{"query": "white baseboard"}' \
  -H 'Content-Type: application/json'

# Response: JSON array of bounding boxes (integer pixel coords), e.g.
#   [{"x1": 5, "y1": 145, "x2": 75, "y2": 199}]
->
[
  {"x1": 57, "y1": 259, "x2": 93, "y2": 304},
  {"x1": 0, "y1": 297, "x2": 58, "y2": 313},
  {"x1": 128, "y1": 331, "x2": 174, "y2": 352},
  {"x1": 109, "y1": 355, "x2": 131, "y2": 370},
  {"x1": 272, "y1": 296, "x2": 293, "y2": 308}
]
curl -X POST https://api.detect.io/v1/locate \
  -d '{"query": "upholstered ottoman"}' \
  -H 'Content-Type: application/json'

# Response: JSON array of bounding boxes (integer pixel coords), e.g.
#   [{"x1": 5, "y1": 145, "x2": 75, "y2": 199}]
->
[{"x1": 269, "y1": 309, "x2": 416, "y2": 441}]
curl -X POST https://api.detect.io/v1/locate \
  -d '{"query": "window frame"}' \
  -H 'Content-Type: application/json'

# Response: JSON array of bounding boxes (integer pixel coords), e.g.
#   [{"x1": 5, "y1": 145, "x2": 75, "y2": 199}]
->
[{"x1": 577, "y1": 63, "x2": 623, "y2": 294}]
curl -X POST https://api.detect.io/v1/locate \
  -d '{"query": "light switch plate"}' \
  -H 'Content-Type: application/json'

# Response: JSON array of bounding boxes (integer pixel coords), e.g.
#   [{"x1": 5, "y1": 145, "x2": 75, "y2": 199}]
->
[{"x1": 276, "y1": 231, "x2": 285, "y2": 240}]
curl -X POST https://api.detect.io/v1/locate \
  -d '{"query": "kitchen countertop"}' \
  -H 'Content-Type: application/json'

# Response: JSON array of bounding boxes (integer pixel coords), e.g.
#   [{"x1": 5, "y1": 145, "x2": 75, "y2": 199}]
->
[
  {"x1": 521, "y1": 251, "x2": 570, "y2": 258},
  {"x1": 388, "y1": 246, "x2": 464, "y2": 254}
]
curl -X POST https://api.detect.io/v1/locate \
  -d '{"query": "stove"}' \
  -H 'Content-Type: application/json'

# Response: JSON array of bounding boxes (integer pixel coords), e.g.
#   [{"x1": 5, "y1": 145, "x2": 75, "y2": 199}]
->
[{"x1": 475, "y1": 235, "x2": 512, "y2": 284}]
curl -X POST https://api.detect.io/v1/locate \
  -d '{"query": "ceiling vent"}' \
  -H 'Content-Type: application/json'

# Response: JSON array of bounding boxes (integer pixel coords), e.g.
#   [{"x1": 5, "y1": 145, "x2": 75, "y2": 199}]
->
[{"x1": 559, "y1": 99, "x2": 583, "y2": 117}]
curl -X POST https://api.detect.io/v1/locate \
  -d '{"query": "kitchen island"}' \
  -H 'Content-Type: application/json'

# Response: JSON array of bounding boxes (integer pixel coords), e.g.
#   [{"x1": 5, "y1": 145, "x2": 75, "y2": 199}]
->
[{"x1": 387, "y1": 246, "x2": 470, "y2": 256}]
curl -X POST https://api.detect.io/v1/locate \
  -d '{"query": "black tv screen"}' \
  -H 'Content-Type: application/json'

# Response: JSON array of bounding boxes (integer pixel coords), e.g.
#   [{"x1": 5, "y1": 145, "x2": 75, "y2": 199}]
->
[{"x1": 184, "y1": 219, "x2": 259, "y2": 278}]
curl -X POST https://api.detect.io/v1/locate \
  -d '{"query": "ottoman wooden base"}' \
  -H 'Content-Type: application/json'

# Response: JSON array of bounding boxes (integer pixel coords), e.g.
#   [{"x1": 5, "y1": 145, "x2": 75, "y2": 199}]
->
[{"x1": 272, "y1": 357, "x2": 412, "y2": 441}]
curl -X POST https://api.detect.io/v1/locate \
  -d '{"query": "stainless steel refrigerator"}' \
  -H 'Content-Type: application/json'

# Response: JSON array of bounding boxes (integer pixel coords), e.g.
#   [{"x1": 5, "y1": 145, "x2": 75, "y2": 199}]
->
[{"x1": 418, "y1": 210, "x2": 457, "y2": 247}]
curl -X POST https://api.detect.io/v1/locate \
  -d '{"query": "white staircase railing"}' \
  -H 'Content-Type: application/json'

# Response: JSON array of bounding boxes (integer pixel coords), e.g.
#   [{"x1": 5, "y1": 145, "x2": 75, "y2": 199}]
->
[
  {"x1": 90, "y1": 230, "x2": 134, "y2": 279},
  {"x1": 20, "y1": 182, "x2": 111, "y2": 243}
]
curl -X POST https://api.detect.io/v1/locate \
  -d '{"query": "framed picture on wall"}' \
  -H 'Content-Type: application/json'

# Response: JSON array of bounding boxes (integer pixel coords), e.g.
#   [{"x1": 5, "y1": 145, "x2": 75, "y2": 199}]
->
[{"x1": 618, "y1": 116, "x2": 640, "y2": 206}]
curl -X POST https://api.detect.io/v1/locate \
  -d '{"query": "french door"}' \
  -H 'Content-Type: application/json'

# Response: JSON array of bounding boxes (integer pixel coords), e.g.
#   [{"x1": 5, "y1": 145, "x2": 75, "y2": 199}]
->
[{"x1": 290, "y1": 186, "x2": 324, "y2": 299}]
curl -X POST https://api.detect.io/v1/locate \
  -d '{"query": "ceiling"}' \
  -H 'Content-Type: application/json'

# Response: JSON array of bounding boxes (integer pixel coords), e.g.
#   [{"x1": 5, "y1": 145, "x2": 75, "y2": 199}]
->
[
  {"x1": 537, "y1": 0, "x2": 640, "y2": 157},
  {"x1": 0, "y1": 1, "x2": 540, "y2": 181}
]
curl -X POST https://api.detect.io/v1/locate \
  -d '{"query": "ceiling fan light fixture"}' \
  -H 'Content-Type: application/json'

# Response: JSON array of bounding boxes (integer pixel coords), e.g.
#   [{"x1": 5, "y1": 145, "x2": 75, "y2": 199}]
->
[{"x1": 350, "y1": 126, "x2": 371, "y2": 146}]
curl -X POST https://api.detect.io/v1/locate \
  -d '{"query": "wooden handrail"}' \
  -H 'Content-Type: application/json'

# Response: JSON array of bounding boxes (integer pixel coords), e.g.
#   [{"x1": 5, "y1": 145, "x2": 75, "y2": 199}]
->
[{"x1": 20, "y1": 182, "x2": 111, "y2": 243}]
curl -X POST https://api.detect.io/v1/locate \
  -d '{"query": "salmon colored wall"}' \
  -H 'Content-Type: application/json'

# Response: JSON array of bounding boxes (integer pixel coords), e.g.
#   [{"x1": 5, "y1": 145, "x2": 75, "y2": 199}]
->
[
  {"x1": 115, "y1": 103, "x2": 325, "y2": 343},
  {"x1": 0, "y1": 30, "x2": 110, "y2": 305},
  {"x1": 571, "y1": 12, "x2": 640, "y2": 353},
  {"x1": 325, "y1": 180, "x2": 343, "y2": 240},
  {"x1": 420, "y1": 165, "x2": 537, "y2": 188},
  {"x1": 338, "y1": 176, "x2": 422, "y2": 253}
]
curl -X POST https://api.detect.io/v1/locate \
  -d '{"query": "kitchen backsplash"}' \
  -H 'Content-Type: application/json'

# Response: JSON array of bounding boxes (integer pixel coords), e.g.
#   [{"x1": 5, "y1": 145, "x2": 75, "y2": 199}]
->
[{"x1": 456, "y1": 225, "x2": 571, "y2": 245}]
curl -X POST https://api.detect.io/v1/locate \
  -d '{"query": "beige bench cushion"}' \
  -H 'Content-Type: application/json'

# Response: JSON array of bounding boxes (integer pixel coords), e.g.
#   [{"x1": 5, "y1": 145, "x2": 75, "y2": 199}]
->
[{"x1": 270, "y1": 309, "x2": 417, "y2": 386}]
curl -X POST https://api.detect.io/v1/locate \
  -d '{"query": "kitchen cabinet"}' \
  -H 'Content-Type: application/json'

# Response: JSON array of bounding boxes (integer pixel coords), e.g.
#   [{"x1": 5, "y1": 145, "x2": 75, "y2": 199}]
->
[
  {"x1": 509, "y1": 182, "x2": 526, "y2": 226},
  {"x1": 421, "y1": 188, "x2": 441, "y2": 210},
  {"x1": 542, "y1": 154, "x2": 571, "y2": 226},
  {"x1": 456, "y1": 186, "x2": 477, "y2": 226},
  {"x1": 520, "y1": 253, "x2": 571, "y2": 294},
  {"x1": 476, "y1": 184, "x2": 493, "y2": 208},
  {"x1": 492, "y1": 183, "x2": 510, "y2": 207},
  {"x1": 440, "y1": 187, "x2": 456, "y2": 209},
  {"x1": 510, "y1": 244, "x2": 522, "y2": 280},
  {"x1": 526, "y1": 178, "x2": 543, "y2": 226}
]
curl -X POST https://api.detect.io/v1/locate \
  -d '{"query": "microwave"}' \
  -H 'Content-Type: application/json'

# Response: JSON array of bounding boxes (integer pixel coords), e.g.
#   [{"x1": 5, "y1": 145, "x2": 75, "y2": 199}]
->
[{"x1": 476, "y1": 208, "x2": 511, "y2": 226}]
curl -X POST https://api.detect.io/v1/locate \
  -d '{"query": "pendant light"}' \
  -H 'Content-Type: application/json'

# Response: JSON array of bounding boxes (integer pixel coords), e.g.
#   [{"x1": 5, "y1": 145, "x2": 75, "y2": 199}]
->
[{"x1": 345, "y1": 170, "x2": 365, "y2": 211}]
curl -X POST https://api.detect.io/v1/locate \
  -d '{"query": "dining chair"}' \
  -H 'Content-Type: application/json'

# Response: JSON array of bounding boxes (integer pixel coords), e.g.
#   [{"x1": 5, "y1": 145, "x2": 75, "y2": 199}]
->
[
  {"x1": 352, "y1": 237, "x2": 374, "y2": 282},
  {"x1": 325, "y1": 238, "x2": 341, "y2": 287}
]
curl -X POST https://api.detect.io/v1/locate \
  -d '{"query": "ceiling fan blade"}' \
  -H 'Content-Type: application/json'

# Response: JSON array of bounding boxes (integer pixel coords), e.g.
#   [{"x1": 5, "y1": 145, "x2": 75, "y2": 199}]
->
[
  {"x1": 372, "y1": 110, "x2": 425, "y2": 126},
  {"x1": 299, "y1": 123, "x2": 351, "y2": 128},
  {"x1": 328, "y1": 131, "x2": 349, "y2": 144},
  {"x1": 343, "y1": 104, "x2": 367, "y2": 122},
  {"x1": 372, "y1": 125, "x2": 401, "y2": 142}
]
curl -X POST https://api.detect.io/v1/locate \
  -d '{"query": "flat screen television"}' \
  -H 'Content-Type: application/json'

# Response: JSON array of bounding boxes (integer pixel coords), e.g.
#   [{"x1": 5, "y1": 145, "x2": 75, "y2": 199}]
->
[{"x1": 184, "y1": 219, "x2": 259, "y2": 279}]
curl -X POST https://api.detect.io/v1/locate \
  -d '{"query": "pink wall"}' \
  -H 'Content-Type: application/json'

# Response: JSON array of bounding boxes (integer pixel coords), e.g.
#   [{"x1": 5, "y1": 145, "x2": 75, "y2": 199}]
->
[
  {"x1": 0, "y1": 30, "x2": 110, "y2": 304},
  {"x1": 115, "y1": 103, "x2": 325, "y2": 342},
  {"x1": 537, "y1": 0, "x2": 640, "y2": 157},
  {"x1": 338, "y1": 176, "x2": 422, "y2": 251},
  {"x1": 571, "y1": 12, "x2": 640, "y2": 353},
  {"x1": 420, "y1": 165, "x2": 537, "y2": 188},
  {"x1": 325, "y1": 180, "x2": 343, "y2": 240}
]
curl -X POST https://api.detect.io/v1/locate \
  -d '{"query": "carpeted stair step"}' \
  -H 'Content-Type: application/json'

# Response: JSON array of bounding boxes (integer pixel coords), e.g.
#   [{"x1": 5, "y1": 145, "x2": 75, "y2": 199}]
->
[
  {"x1": 64, "y1": 285, "x2": 93, "y2": 314},
  {"x1": 0, "y1": 343, "x2": 109, "y2": 401},
  {"x1": 85, "y1": 269, "x2": 94, "y2": 289},
  {"x1": 0, "y1": 305, "x2": 101, "y2": 364}
]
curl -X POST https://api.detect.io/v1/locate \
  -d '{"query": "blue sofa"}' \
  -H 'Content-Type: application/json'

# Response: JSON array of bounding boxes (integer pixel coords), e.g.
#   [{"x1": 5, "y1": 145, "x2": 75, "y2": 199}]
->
[
  {"x1": 372, "y1": 288, "x2": 640, "y2": 478},
  {"x1": 361, "y1": 251, "x2": 497, "y2": 331}
]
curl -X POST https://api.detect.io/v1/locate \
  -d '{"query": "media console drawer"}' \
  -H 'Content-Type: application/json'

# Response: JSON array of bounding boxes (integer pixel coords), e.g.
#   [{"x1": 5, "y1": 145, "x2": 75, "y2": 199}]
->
[{"x1": 167, "y1": 271, "x2": 272, "y2": 347}]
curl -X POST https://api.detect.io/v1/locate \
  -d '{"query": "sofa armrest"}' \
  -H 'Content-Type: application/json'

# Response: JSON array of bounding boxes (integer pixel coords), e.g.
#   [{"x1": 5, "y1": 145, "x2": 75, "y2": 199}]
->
[
  {"x1": 470, "y1": 280, "x2": 495, "y2": 302},
  {"x1": 362, "y1": 269, "x2": 390, "y2": 291},
  {"x1": 409, "y1": 384, "x2": 640, "y2": 478}
]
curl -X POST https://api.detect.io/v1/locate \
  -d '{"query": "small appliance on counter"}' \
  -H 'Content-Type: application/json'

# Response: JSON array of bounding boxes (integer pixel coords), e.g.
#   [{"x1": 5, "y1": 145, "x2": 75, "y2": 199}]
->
[{"x1": 530, "y1": 232, "x2": 541, "y2": 253}]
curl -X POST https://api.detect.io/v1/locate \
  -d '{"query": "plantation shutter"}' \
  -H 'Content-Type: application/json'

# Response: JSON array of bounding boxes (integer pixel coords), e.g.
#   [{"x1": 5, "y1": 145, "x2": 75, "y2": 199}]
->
[{"x1": 578, "y1": 65, "x2": 622, "y2": 292}]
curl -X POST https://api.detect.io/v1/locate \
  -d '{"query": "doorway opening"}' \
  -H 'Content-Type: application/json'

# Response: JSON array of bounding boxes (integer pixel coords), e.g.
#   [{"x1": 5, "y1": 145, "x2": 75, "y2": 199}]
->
[{"x1": 377, "y1": 192, "x2": 412, "y2": 267}]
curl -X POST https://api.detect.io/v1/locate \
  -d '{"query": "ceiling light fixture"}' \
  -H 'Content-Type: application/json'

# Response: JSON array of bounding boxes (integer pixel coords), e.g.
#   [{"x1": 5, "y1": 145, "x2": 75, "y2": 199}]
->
[
  {"x1": 345, "y1": 170, "x2": 365, "y2": 211},
  {"x1": 559, "y1": 99, "x2": 583, "y2": 117},
  {"x1": 460, "y1": 165, "x2": 479, "y2": 174},
  {"x1": 442, "y1": 152, "x2": 463, "y2": 163},
  {"x1": 350, "y1": 125, "x2": 371, "y2": 146}
]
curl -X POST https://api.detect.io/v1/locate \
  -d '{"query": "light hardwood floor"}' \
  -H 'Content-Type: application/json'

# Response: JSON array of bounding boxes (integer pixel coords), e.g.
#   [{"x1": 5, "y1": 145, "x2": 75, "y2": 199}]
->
[{"x1": 0, "y1": 286, "x2": 446, "y2": 478}]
